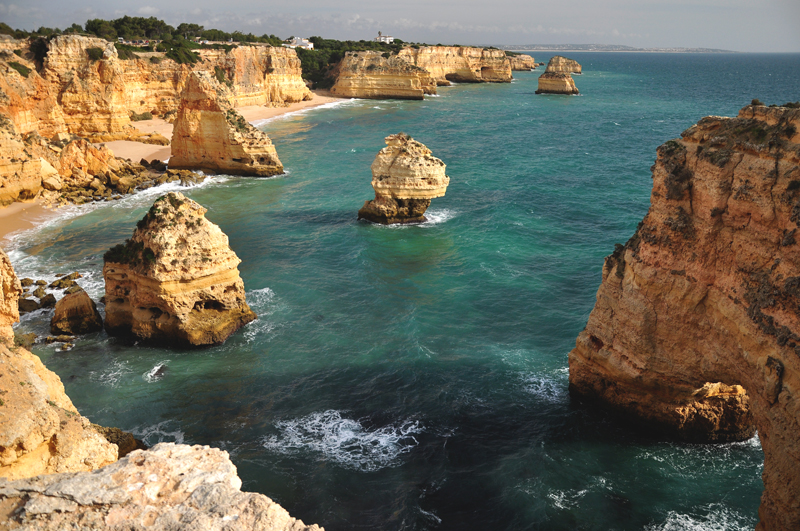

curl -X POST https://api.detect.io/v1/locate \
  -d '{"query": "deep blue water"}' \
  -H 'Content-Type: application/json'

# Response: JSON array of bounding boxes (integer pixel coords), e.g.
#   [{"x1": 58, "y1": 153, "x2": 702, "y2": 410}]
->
[{"x1": 8, "y1": 53, "x2": 800, "y2": 530}]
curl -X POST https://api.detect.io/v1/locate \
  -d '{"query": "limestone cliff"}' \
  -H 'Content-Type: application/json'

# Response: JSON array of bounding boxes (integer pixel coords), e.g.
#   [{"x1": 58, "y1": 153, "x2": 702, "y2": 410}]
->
[
  {"x1": 169, "y1": 71, "x2": 283, "y2": 176},
  {"x1": 0, "y1": 443, "x2": 323, "y2": 530},
  {"x1": 358, "y1": 133, "x2": 449, "y2": 224},
  {"x1": 535, "y1": 72, "x2": 579, "y2": 95},
  {"x1": 544, "y1": 55, "x2": 582, "y2": 74},
  {"x1": 568, "y1": 104, "x2": 800, "y2": 531},
  {"x1": 508, "y1": 54, "x2": 536, "y2": 71},
  {"x1": 103, "y1": 192, "x2": 256, "y2": 346},
  {"x1": 397, "y1": 46, "x2": 512, "y2": 85},
  {"x1": 199, "y1": 45, "x2": 312, "y2": 107},
  {"x1": 0, "y1": 36, "x2": 309, "y2": 142},
  {"x1": 0, "y1": 114, "x2": 58, "y2": 206},
  {"x1": 0, "y1": 247, "x2": 21, "y2": 343},
  {"x1": 330, "y1": 51, "x2": 436, "y2": 100}
]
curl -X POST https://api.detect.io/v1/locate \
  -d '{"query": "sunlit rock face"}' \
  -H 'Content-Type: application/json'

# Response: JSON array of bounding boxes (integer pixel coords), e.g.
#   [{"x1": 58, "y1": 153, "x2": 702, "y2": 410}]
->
[{"x1": 568, "y1": 104, "x2": 800, "y2": 531}]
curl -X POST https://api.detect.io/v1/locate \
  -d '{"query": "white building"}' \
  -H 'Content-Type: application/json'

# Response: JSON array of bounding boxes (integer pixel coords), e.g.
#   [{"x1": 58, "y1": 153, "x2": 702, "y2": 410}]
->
[
  {"x1": 375, "y1": 31, "x2": 394, "y2": 44},
  {"x1": 283, "y1": 37, "x2": 314, "y2": 50}
]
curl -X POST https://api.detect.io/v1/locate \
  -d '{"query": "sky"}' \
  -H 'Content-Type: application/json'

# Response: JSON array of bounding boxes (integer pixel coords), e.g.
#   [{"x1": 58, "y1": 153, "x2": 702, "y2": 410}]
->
[{"x1": 1, "y1": 0, "x2": 799, "y2": 52}]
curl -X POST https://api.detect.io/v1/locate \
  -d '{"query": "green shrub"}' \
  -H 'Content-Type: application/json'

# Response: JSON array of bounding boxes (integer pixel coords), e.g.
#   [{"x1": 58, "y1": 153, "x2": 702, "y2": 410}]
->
[
  {"x1": 104, "y1": 239, "x2": 144, "y2": 265},
  {"x1": 751, "y1": 98, "x2": 764, "y2": 106},
  {"x1": 784, "y1": 101, "x2": 800, "y2": 109},
  {"x1": 8, "y1": 61, "x2": 31, "y2": 77},
  {"x1": 86, "y1": 47, "x2": 104, "y2": 61},
  {"x1": 149, "y1": 56, "x2": 162, "y2": 64},
  {"x1": 114, "y1": 43, "x2": 139, "y2": 60},
  {"x1": 165, "y1": 47, "x2": 198, "y2": 64}
]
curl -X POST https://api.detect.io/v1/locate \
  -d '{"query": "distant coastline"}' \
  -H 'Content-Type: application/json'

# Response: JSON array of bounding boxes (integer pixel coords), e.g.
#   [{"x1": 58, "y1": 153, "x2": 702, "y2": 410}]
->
[{"x1": 495, "y1": 44, "x2": 737, "y2": 53}]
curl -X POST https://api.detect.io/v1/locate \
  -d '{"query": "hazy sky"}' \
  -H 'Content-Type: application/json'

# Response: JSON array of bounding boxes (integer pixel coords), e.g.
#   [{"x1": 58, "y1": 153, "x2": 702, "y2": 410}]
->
[{"x1": 1, "y1": 0, "x2": 799, "y2": 52}]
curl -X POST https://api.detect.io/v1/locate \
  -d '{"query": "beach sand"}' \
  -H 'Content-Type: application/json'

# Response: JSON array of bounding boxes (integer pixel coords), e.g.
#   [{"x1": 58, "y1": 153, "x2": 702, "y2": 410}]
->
[{"x1": 0, "y1": 90, "x2": 347, "y2": 243}]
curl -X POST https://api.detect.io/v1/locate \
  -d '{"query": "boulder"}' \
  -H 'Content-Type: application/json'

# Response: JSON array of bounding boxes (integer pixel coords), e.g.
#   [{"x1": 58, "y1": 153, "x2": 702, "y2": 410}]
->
[{"x1": 50, "y1": 290, "x2": 103, "y2": 335}]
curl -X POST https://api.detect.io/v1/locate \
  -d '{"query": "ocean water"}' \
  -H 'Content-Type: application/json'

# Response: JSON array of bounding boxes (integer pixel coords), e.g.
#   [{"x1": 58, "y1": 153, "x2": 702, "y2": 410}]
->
[{"x1": 8, "y1": 53, "x2": 800, "y2": 530}]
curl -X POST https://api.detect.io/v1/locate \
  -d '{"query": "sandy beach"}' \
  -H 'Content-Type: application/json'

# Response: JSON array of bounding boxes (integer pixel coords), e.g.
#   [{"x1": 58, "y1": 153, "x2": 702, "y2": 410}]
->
[{"x1": 0, "y1": 90, "x2": 345, "y2": 242}]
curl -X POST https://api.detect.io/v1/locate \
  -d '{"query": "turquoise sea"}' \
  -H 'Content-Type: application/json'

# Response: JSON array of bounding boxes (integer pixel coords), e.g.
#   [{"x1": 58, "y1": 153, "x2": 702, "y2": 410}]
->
[{"x1": 8, "y1": 53, "x2": 800, "y2": 530}]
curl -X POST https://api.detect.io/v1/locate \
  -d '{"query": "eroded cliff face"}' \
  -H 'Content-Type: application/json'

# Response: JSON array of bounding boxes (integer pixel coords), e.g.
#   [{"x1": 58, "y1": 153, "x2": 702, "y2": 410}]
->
[
  {"x1": 535, "y1": 72, "x2": 579, "y2": 95},
  {"x1": 0, "y1": 114, "x2": 59, "y2": 206},
  {"x1": 568, "y1": 104, "x2": 800, "y2": 531},
  {"x1": 358, "y1": 133, "x2": 449, "y2": 224},
  {"x1": 397, "y1": 46, "x2": 512, "y2": 85},
  {"x1": 0, "y1": 247, "x2": 21, "y2": 343},
  {"x1": 544, "y1": 55, "x2": 581, "y2": 74},
  {"x1": 103, "y1": 192, "x2": 256, "y2": 346},
  {"x1": 508, "y1": 54, "x2": 536, "y2": 71},
  {"x1": 0, "y1": 35, "x2": 309, "y2": 142},
  {"x1": 330, "y1": 51, "x2": 436, "y2": 100},
  {"x1": 170, "y1": 71, "x2": 283, "y2": 176},
  {"x1": 0, "y1": 443, "x2": 323, "y2": 530}
]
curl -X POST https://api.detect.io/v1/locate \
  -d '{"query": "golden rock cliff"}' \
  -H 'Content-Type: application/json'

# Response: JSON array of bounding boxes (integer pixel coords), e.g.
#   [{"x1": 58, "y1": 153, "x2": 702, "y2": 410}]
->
[
  {"x1": 568, "y1": 104, "x2": 800, "y2": 531},
  {"x1": 103, "y1": 192, "x2": 256, "y2": 346},
  {"x1": 331, "y1": 51, "x2": 436, "y2": 100},
  {"x1": 170, "y1": 71, "x2": 283, "y2": 176},
  {"x1": 544, "y1": 55, "x2": 582, "y2": 74},
  {"x1": 397, "y1": 46, "x2": 512, "y2": 85},
  {"x1": 0, "y1": 114, "x2": 59, "y2": 206},
  {"x1": 358, "y1": 133, "x2": 449, "y2": 224},
  {"x1": 0, "y1": 246, "x2": 118, "y2": 480},
  {"x1": 508, "y1": 54, "x2": 536, "y2": 71}
]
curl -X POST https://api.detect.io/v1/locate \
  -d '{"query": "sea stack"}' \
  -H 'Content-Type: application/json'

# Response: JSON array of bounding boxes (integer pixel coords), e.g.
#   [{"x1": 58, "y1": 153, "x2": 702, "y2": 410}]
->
[
  {"x1": 543, "y1": 55, "x2": 582, "y2": 74},
  {"x1": 169, "y1": 71, "x2": 283, "y2": 177},
  {"x1": 103, "y1": 192, "x2": 256, "y2": 346},
  {"x1": 568, "y1": 103, "x2": 800, "y2": 531},
  {"x1": 358, "y1": 133, "x2": 449, "y2": 224},
  {"x1": 535, "y1": 55, "x2": 581, "y2": 95}
]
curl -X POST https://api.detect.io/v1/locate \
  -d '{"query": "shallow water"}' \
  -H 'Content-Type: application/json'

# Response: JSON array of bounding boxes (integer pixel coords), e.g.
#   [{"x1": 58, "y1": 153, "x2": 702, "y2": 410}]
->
[{"x1": 10, "y1": 52, "x2": 800, "y2": 530}]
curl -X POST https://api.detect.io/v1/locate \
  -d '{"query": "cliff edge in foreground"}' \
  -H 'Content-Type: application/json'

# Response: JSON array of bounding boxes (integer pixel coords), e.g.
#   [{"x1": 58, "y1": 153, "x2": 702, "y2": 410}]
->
[
  {"x1": 569, "y1": 104, "x2": 800, "y2": 531},
  {"x1": 358, "y1": 133, "x2": 449, "y2": 224},
  {"x1": 169, "y1": 71, "x2": 283, "y2": 177},
  {"x1": 0, "y1": 443, "x2": 322, "y2": 530},
  {"x1": 103, "y1": 192, "x2": 256, "y2": 346}
]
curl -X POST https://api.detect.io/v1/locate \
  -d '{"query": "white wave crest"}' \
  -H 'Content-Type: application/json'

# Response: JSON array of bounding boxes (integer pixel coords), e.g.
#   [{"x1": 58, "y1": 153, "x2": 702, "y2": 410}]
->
[
  {"x1": 252, "y1": 98, "x2": 360, "y2": 128},
  {"x1": 88, "y1": 359, "x2": 132, "y2": 388},
  {"x1": 130, "y1": 420, "x2": 185, "y2": 446},
  {"x1": 645, "y1": 504, "x2": 755, "y2": 531},
  {"x1": 262, "y1": 410, "x2": 423, "y2": 472},
  {"x1": 521, "y1": 373, "x2": 569, "y2": 404},
  {"x1": 143, "y1": 361, "x2": 170, "y2": 383}
]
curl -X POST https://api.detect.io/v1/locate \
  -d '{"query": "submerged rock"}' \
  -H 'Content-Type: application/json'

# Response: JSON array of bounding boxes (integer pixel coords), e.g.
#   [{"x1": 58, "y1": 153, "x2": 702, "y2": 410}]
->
[
  {"x1": 50, "y1": 289, "x2": 103, "y2": 335},
  {"x1": 0, "y1": 443, "x2": 323, "y2": 530},
  {"x1": 169, "y1": 71, "x2": 283, "y2": 177},
  {"x1": 568, "y1": 103, "x2": 800, "y2": 531},
  {"x1": 103, "y1": 192, "x2": 256, "y2": 346},
  {"x1": 358, "y1": 133, "x2": 449, "y2": 224}
]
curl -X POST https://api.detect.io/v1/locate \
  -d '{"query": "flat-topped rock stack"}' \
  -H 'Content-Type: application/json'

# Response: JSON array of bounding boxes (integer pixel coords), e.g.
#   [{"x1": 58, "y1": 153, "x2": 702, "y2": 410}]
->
[
  {"x1": 358, "y1": 133, "x2": 449, "y2": 224},
  {"x1": 103, "y1": 192, "x2": 256, "y2": 346},
  {"x1": 508, "y1": 54, "x2": 536, "y2": 71},
  {"x1": 536, "y1": 56, "x2": 581, "y2": 95}
]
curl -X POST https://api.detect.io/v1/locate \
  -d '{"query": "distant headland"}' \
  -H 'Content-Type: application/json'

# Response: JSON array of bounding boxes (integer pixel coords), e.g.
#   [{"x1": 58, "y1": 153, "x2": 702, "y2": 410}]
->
[{"x1": 495, "y1": 44, "x2": 737, "y2": 53}]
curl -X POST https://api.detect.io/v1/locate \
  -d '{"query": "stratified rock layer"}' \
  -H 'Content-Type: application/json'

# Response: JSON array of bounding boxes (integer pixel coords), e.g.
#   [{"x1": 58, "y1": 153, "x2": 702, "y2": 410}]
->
[
  {"x1": 568, "y1": 104, "x2": 800, "y2": 531},
  {"x1": 103, "y1": 192, "x2": 256, "y2": 346},
  {"x1": 0, "y1": 246, "x2": 21, "y2": 343},
  {"x1": 544, "y1": 55, "x2": 582, "y2": 74},
  {"x1": 0, "y1": 443, "x2": 323, "y2": 531},
  {"x1": 330, "y1": 51, "x2": 436, "y2": 100},
  {"x1": 397, "y1": 46, "x2": 512, "y2": 85},
  {"x1": 358, "y1": 133, "x2": 449, "y2": 224},
  {"x1": 0, "y1": 342, "x2": 118, "y2": 479},
  {"x1": 535, "y1": 72, "x2": 579, "y2": 95},
  {"x1": 508, "y1": 54, "x2": 536, "y2": 71},
  {"x1": 170, "y1": 72, "x2": 283, "y2": 176}
]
